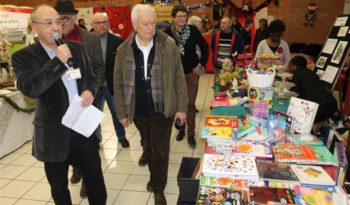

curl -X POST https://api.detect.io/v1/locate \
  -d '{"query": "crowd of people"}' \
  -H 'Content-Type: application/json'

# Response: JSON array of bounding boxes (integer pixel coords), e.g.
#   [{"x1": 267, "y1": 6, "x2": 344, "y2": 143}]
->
[{"x1": 11, "y1": 1, "x2": 339, "y2": 205}]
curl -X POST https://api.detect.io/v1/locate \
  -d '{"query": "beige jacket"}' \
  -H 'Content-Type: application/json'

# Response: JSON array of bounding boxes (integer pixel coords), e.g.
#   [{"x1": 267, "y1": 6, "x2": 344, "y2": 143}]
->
[{"x1": 114, "y1": 30, "x2": 188, "y2": 121}]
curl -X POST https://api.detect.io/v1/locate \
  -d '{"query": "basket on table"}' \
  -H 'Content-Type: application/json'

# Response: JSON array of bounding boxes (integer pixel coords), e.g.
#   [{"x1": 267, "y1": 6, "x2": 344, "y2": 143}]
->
[{"x1": 247, "y1": 67, "x2": 275, "y2": 88}]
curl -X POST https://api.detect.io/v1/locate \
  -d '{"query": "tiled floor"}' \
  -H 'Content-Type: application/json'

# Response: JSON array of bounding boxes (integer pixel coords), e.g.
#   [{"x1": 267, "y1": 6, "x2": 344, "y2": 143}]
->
[{"x1": 0, "y1": 74, "x2": 215, "y2": 205}]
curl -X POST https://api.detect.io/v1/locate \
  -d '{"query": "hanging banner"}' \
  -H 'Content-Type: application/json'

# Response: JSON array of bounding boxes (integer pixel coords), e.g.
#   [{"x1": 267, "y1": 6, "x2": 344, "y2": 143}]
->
[
  {"x1": 0, "y1": 6, "x2": 32, "y2": 32},
  {"x1": 93, "y1": 6, "x2": 132, "y2": 39}
]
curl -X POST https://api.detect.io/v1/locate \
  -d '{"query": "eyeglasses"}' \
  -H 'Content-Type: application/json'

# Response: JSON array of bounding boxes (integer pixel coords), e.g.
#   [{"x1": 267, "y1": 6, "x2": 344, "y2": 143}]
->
[
  {"x1": 93, "y1": 21, "x2": 109, "y2": 26},
  {"x1": 32, "y1": 19, "x2": 63, "y2": 28},
  {"x1": 60, "y1": 16, "x2": 72, "y2": 23}
]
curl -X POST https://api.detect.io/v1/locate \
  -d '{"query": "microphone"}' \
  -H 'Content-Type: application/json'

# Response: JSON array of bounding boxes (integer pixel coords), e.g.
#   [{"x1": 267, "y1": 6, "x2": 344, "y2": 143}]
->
[{"x1": 51, "y1": 32, "x2": 74, "y2": 67}]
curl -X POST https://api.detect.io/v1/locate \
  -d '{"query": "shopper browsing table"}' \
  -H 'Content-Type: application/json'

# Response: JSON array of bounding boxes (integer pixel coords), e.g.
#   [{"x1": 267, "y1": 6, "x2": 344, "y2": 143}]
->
[{"x1": 11, "y1": 5, "x2": 107, "y2": 205}]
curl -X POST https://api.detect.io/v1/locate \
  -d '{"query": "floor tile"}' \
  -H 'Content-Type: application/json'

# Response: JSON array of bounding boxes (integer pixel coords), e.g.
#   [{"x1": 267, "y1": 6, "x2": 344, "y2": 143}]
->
[
  {"x1": 13, "y1": 143, "x2": 32, "y2": 154},
  {"x1": 99, "y1": 148, "x2": 119, "y2": 160},
  {"x1": 115, "y1": 150, "x2": 142, "y2": 163},
  {"x1": 32, "y1": 161, "x2": 44, "y2": 168},
  {"x1": 0, "y1": 178, "x2": 11, "y2": 189},
  {"x1": 131, "y1": 165, "x2": 150, "y2": 176},
  {"x1": 16, "y1": 167, "x2": 45, "y2": 182},
  {"x1": 0, "y1": 164, "x2": 4, "y2": 169},
  {"x1": 101, "y1": 139, "x2": 120, "y2": 149},
  {"x1": 14, "y1": 199, "x2": 47, "y2": 205},
  {"x1": 0, "y1": 180, "x2": 36, "y2": 198},
  {"x1": 105, "y1": 161, "x2": 136, "y2": 175},
  {"x1": 22, "y1": 182, "x2": 51, "y2": 201},
  {"x1": 0, "y1": 165, "x2": 28, "y2": 179},
  {"x1": 147, "y1": 193, "x2": 178, "y2": 205},
  {"x1": 80, "y1": 189, "x2": 120, "y2": 205},
  {"x1": 0, "y1": 197, "x2": 17, "y2": 204},
  {"x1": 0, "y1": 153, "x2": 23, "y2": 165},
  {"x1": 103, "y1": 173, "x2": 129, "y2": 190},
  {"x1": 11, "y1": 154, "x2": 37, "y2": 167},
  {"x1": 169, "y1": 152, "x2": 191, "y2": 164},
  {"x1": 164, "y1": 178, "x2": 179, "y2": 194},
  {"x1": 66, "y1": 184, "x2": 83, "y2": 205},
  {"x1": 168, "y1": 163, "x2": 181, "y2": 178},
  {"x1": 122, "y1": 175, "x2": 149, "y2": 191},
  {"x1": 101, "y1": 159, "x2": 113, "y2": 172},
  {"x1": 113, "y1": 190, "x2": 150, "y2": 205},
  {"x1": 170, "y1": 140, "x2": 195, "y2": 153}
]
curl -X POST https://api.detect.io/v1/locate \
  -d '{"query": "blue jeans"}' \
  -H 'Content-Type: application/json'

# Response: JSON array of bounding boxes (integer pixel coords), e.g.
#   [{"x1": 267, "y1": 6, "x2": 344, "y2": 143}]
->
[{"x1": 98, "y1": 86, "x2": 126, "y2": 140}]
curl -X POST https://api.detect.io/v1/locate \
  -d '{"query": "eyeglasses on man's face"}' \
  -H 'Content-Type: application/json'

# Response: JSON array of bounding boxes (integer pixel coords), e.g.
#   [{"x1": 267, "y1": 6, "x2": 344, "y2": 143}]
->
[{"x1": 32, "y1": 18, "x2": 63, "y2": 28}]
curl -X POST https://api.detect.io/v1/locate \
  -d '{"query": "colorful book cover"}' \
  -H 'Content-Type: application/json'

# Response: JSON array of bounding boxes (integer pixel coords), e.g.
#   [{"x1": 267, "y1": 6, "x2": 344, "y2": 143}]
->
[
  {"x1": 310, "y1": 145, "x2": 338, "y2": 165},
  {"x1": 248, "y1": 86, "x2": 273, "y2": 102},
  {"x1": 249, "y1": 186, "x2": 296, "y2": 205},
  {"x1": 273, "y1": 110, "x2": 295, "y2": 134},
  {"x1": 287, "y1": 134, "x2": 324, "y2": 146},
  {"x1": 201, "y1": 126, "x2": 233, "y2": 139},
  {"x1": 287, "y1": 97, "x2": 319, "y2": 134},
  {"x1": 272, "y1": 143, "x2": 318, "y2": 163},
  {"x1": 334, "y1": 142, "x2": 348, "y2": 185},
  {"x1": 293, "y1": 186, "x2": 335, "y2": 205},
  {"x1": 199, "y1": 176, "x2": 248, "y2": 189},
  {"x1": 202, "y1": 154, "x2": 259, "y2": 180},
  {"x1": 205, "y1": 140, "x2": 273, "y2": 158},
  {"x1": 257, "y1": 160, "x2": 299, "y2": 182},
  {"x1": 196, "y1": 186, "x2": 249, "y2": 205},
  {"x1": 291, "y1": 164, "x2": 335, "y2": 186},
  {"x1": 205, "y1": 116, "x2": 234, "y2": 127}
]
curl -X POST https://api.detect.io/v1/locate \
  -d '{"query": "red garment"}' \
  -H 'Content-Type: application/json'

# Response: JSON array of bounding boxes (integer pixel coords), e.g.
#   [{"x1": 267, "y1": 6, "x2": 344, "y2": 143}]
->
[
  {"x1": 63, "y1": 25, "x2": 81, "y2": 42},
  {"x1": 213, "y1": 31, "x2": 236, "y2": 66}
]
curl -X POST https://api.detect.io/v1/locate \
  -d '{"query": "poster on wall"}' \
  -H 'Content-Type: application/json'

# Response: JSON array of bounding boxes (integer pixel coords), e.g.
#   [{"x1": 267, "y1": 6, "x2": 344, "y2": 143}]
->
[
  {"x1": 77, "y1": 7, "x2": 93, "y2": 31},
  {"x1": 0, "y1": 6, "x2": 32, "y2": 41}
]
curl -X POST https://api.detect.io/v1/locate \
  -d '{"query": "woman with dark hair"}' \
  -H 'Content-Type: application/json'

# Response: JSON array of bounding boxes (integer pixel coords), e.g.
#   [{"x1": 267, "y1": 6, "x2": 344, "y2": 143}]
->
[
  {"x1": 289, "y1": 55, "x2": 338, "y2": 123},
  {"x1": 255, "y1": 19, "x2": 291, "y2": 66}
]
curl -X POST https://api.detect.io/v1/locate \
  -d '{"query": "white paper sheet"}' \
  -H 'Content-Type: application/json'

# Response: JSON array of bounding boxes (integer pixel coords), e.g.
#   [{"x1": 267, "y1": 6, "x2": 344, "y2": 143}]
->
[
  {"x1": 334, "y1": 17, "x2": 348, "y2": 26},
  {"x1": 321, "y1": 65, "x2": 339, "y2": 84},
  {"x1": 322, "y1": 39, "x2": 338, "y2": 54},
  {"x1": 62, "y1": 95, "x2": 105, "y2": 137}
]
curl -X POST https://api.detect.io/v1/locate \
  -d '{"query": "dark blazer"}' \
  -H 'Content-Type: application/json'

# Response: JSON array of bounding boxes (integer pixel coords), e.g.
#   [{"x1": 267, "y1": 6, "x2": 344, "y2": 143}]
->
[
  {"x1": 80, "y1": 29, "x2": 106, "y2": 88},
  {"x1": 105, "y1": 33, "x2": 124, "y2": 95},
  {"x1": 12, "y1": 41, "x2": 97, "y2": 163}
]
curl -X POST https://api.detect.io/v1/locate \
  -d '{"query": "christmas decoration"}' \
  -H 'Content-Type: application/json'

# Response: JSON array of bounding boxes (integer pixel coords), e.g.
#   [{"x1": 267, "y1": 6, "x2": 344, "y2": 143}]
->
[
  {"x1": 226, "y1": 0, "x2": 280, "y2": 15},
  {"x1": 304, "y1": 1, "x2": 318, "y2": 27}
]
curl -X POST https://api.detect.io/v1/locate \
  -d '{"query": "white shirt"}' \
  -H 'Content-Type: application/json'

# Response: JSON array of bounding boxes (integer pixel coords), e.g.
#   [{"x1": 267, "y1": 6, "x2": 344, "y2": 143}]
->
[
  {"x1": 255, "y1": 39, "x2": 291, "y2": 67},
  {"x1": 135, "y1": 35, "x2": 154, "y2": 80},
  {"x1": 40, "y1": 41, "x2": 78, "y2": 104}
]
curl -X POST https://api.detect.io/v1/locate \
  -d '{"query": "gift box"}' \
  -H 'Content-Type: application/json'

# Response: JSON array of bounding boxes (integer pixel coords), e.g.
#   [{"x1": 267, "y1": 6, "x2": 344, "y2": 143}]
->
[
  {"x1": 248, "y1": 86, "x2": 273, "y2": 102},
  {"x1": 251, "y1": 102, "x2": 269, "y2": 118}
]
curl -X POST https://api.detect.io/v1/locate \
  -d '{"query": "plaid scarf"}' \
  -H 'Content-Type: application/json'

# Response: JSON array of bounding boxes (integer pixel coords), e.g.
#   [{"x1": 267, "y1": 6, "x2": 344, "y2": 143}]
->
[
  {"x1": 170, "y1": 23, "x2": 190, "y2": 56},
  {"x1": 123, "y1": 33, "x2": 164, "y2": 114}
]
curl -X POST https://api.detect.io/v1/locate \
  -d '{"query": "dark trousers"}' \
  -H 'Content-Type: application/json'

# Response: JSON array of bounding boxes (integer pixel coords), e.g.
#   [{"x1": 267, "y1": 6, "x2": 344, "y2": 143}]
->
[
  {"x1": 44, "y1": 133, "x2": 107, "y2": 205},
  {"x1": 181, "y1": 72, "x2": 199, "y2": 136},
  {"x1": 133, "y1": 114, "x2": 174, "y2": 193}
]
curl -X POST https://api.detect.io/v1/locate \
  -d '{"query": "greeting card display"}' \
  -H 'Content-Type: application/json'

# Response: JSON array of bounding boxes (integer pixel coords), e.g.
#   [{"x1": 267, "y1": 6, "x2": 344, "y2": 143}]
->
[
  {"x1": 201, "y1": 126, "x2": 233, "y2": 140},
  {"x1": 205, "y1": 116, "x2": 234, "y2": 127},
  {"x1": 287, "y1": 97, "x2": 319, "y2": 134},
  {"x1": 248, "y1": 86, "x2": 273, "y2": 102},
  {"x1": 251, "y1": 101, "x2": 269, "y2": 118},
  {"x1": 202, "y1": 154, "x2": 259, "y2": 180},
  {"x1": 272, "y1": 143, "x2": 318, "y2": 163},
  {"x1": 199, "y1": 176, "x2": 249, "y2": 189}
]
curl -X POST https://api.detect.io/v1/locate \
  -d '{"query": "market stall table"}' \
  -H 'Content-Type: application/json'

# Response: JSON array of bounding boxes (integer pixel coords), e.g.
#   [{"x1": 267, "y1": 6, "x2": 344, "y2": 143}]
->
[{"x1": 0, "y1": 91, "x2": 34, "y2": 158}]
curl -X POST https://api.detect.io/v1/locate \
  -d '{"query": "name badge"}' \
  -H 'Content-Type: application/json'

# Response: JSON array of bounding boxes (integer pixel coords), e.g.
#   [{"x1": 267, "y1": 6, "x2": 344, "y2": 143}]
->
[{"x1": 66, "y1": 68, "x2": 81, "y2": 80}]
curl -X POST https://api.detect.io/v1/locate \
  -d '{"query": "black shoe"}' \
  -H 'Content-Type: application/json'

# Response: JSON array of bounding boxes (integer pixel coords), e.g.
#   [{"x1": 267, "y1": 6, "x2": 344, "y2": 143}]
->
[
  {"x1": 80, "y1": 180, "x2": 87, "y2": 198},
  {"x1": 70, "y1": 167, "x2": 82, "y2": 184},
  {"x1": 118, "y1": 138, "x2": 130, "y2": 148},
  {"x1": 146, "y1": 181, "x2": 153, "y2": 192},
  {"x1": 138, "y1": 152, "x2": 148, "y2": 166},
  {"x1": 176, "y1": 130, "x2": 185, "y2": 141},
  {"x1": 187, "y1": 135, "x2": 196, "y2": 148},
  {"x1": 154, "y1": 192, "x2": 167, "y2": 205},
  {"x1": 195, "y1": 108, "x2": 199, "y2": 113}
]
